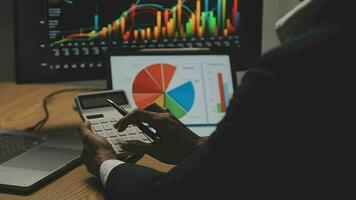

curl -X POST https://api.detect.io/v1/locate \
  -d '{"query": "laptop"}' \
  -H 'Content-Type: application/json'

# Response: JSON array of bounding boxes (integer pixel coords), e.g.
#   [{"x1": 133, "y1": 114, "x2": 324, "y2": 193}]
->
[
  {"x1": 107, "y1": 51, "x2": 236, "y2": 136},
  {"x1": 0, "y1": 128, "x2": 82, "y2": 194}
]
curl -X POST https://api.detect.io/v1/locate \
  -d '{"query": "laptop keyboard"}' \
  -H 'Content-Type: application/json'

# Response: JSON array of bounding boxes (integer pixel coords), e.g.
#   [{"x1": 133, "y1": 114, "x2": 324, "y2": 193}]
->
[
  {"x1": 0, "y1": 133, "x2": 48, "y2": 165},
  {"x1": 89, "y1": 118, "x2": 152, "y2": 154}
]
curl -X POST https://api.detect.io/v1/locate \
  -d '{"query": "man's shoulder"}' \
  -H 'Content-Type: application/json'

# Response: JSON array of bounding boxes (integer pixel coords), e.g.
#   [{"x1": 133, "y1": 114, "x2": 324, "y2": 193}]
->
[{"x1": 256, "y1": 19, "x2": 347, "y2": 71}]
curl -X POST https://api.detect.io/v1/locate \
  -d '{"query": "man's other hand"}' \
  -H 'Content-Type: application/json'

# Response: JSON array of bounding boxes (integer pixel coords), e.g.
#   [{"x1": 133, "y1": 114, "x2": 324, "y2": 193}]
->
[{"x1": 80, "y1": 122, "x2": 117, "y2": 177}]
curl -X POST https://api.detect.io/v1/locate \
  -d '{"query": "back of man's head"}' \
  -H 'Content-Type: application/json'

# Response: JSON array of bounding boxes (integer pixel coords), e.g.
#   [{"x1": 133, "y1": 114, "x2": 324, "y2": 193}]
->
[{"x1": 276, "y1": 0, "x2": 351, "y2": 43}]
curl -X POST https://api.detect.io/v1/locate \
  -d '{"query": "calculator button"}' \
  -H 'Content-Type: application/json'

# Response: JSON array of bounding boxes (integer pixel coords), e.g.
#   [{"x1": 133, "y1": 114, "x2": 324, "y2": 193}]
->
[
  {"x1": 127, "y1": 125, "x2": 136, "y2": 129},
  {"x1": 92, "y1": 125, "x2": 103, "y2": 132},
  {"x1": 111, "y1": 137, "x2": 121, "y2": 144},
  {"x1": 107, "y1": 131, "x2": 117, "y2": 137},
  {"x1": 89, "y1": 120, "x2": 99, "y2": 125},
  {"x1": 139, "y1": 134, "x2": 149, "y2": 140},
  {"x1": 118, "y1": 131, "x2": 127, "y2": 136},
  {"x1": 103, "y1": 124, "x2": 113, "y2": 131},
  {"x1": 127, "y1": 127, "x2": 137, "y2": 135},
  {"x1": 121, "y1": 136, "x2": 131, "y2": 142},
  {"x1": 100, "y1": 119, "x2": 108, "y2": 123},
  {"x1": 131, "y1": 135, "x2": 142, "y2": 141},
  {"x1": 110, "y1": 118, "x2": 118, "y2": 122}
]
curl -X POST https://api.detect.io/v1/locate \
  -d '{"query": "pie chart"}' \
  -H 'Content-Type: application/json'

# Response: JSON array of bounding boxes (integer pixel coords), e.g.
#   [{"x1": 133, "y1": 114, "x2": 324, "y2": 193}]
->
[{"x1": 132, "y1": 63, "x2": 195, "y2": 118}]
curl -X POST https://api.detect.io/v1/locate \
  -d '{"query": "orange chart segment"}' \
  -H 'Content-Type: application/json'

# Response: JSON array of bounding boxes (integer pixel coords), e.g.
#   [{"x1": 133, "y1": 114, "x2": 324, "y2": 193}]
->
[
  {"x1": 133, "y1": 64, "x2": 179, "y2": 111},
  {"x1": 162, "y1": 64, "x2": 176, "y2": 90},
  {"x1": 154, "y1": 94, "x2": 165, "y2": 108},
  {"x1": 133, "y1": 93, "x2": 163, "y2": 108},
  {"x1": 132, "y1": 69, "x2": 163, "y2": 93},
  {"x1": 146, "y1": 64, "x2": 164, "y2": 90}
]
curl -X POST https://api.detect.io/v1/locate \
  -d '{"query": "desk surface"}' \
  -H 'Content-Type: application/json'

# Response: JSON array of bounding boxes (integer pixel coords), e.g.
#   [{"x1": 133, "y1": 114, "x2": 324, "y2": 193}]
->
[{"x1": 0, "y1": 83, "x2": 174, "y2": 200}]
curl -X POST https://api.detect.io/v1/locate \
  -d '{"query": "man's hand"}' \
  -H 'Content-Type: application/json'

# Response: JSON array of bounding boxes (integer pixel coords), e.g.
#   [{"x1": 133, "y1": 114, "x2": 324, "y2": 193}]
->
[
  {"x1": 114, "y1": 104, "x2": 202, "y2": 165},
  {"x1": 80, "y1": 122, "x2": 118, "y2": 177}
]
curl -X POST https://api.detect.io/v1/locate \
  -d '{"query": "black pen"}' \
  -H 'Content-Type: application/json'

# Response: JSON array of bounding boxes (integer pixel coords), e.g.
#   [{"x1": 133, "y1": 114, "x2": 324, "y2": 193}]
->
[{"x1": 107, "y1": 99, "x2": 160, "y2": 143}]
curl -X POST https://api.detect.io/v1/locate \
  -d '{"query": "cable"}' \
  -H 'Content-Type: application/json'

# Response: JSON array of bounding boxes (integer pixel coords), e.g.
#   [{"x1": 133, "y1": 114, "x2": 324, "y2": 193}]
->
[{"x1": 26, "y1": 88, "x2": 100, "y2": 132}]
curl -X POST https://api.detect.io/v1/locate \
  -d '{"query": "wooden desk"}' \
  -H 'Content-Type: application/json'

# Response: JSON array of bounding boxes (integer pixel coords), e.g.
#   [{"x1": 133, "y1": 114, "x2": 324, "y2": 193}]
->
[{"x1": 0, "y1": 83, "x2": 174, "y2": 200}]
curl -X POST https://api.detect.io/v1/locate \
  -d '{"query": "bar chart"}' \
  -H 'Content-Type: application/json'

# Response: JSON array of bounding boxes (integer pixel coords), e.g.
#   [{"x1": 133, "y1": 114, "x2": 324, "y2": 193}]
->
[
  {"x1": 217, "y1": 72, "x2": 230, "y2": 113},
  {"x1": 52, "y1": 0, "x2": 240, "y2": 45}
]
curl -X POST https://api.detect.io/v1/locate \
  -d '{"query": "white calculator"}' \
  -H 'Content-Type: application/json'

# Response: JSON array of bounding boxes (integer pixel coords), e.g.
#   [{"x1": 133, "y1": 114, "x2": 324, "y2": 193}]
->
[{"x1": 75, "y1": 90, "x2": 153, "y2": 154}]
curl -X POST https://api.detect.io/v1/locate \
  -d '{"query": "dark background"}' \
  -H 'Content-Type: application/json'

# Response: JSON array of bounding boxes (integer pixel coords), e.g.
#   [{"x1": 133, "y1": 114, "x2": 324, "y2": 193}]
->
[{"x1": 0, "y1": 0, "x2": 15, "y2": 81}]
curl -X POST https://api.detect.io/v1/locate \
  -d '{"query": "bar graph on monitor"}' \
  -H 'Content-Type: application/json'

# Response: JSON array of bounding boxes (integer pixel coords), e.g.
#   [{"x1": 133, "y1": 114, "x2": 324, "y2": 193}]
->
[{"x1": 51, "y1": 0, "x2": 241, "y2": 45}]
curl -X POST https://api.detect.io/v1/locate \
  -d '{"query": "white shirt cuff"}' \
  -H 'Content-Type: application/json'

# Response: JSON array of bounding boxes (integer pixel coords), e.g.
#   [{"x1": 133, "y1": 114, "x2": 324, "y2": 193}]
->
[{"x1": 100, "y1": 159, "x2": 125, "y2": 187}]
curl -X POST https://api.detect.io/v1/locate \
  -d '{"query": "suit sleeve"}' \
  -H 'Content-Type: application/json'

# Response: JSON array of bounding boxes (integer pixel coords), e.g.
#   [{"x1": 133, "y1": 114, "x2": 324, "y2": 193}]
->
[{"x1": 104, "y1": 139, "x2": 220, "y2": 200}]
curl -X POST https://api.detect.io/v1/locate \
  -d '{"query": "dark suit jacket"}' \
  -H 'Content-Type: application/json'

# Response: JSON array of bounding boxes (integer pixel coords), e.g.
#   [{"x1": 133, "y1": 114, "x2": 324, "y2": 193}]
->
[{"x1": 104, "y1": 14, "x2": 353, "y2": 200}]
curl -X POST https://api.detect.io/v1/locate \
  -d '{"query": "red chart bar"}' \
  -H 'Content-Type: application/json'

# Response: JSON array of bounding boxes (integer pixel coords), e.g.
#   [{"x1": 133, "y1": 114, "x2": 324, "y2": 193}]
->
[
  {"x1": 178, "y1": 0, "x2": 182, "y2": 30},
  {"x1": 218, "y1": 73, "x2": 227, "y2": 112},
  {"x1": 164, "y1": 9, "x2": 169, "y2": 27},
  {"x1": 131, "y1": 3, "x2": 136, "y2": 26},
  {"x1": 233, "y1": 0, "x2": 239, "y2": 27}
]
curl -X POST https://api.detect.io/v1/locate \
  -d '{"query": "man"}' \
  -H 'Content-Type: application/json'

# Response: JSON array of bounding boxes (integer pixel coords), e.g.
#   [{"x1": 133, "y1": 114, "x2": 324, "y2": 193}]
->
[{"x1": 81, "y1": 0, "x2": 353, "y2": 199}]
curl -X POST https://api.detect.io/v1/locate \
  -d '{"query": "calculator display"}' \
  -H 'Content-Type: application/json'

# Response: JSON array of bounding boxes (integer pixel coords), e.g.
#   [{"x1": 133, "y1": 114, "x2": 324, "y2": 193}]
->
[{"x1": 78, "y1": 91, "x2": 128, "y2": 109}]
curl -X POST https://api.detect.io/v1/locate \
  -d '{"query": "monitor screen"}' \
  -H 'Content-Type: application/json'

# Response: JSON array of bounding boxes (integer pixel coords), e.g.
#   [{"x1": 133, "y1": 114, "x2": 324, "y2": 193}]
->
[
  {"x1": 14, "y1": 0, "x2": 262, "y2": 83},
  {"x1": 110, "y1": 54, "x2": 234, "y2": 125}
]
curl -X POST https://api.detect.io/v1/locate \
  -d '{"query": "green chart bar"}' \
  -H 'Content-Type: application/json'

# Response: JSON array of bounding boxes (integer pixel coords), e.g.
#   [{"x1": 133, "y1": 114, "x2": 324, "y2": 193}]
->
[
  {"x1": 217, "y1": 0, "x2": 221, "y2": 31},
  {"x1": 205, "y1": 0, "x2": 209, "y2": 27},
  {"x1": 94, "y1": 6, "x2": 99, "y2": 31},
  {"x1": 202, "y1": 12, "x2": 206, "y2": 32},
  {"x1": 222, "y1": 0, "x2": 226, "y2": 30},
  {"x1": 208, "y1": 11, "x2": 216, "y2": 36},
  {"x1": 94, "y1": 16, "x2": 99, "y2": 31}
]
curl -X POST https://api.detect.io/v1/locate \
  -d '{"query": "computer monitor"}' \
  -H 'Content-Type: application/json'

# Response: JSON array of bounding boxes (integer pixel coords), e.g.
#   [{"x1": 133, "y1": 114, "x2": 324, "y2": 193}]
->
[
  {"x1": 108, "y1": 52, "x2": 235, "y2": 127},
  {"x1": 14, "y1": 0, "x2": 262, "y2": 83}
]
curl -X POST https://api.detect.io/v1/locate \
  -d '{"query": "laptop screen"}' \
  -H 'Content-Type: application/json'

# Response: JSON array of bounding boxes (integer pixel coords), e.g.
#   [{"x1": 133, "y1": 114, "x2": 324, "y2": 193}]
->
[{"x1": 110, "y1": 54, "x2": 234, "y2": 125}]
